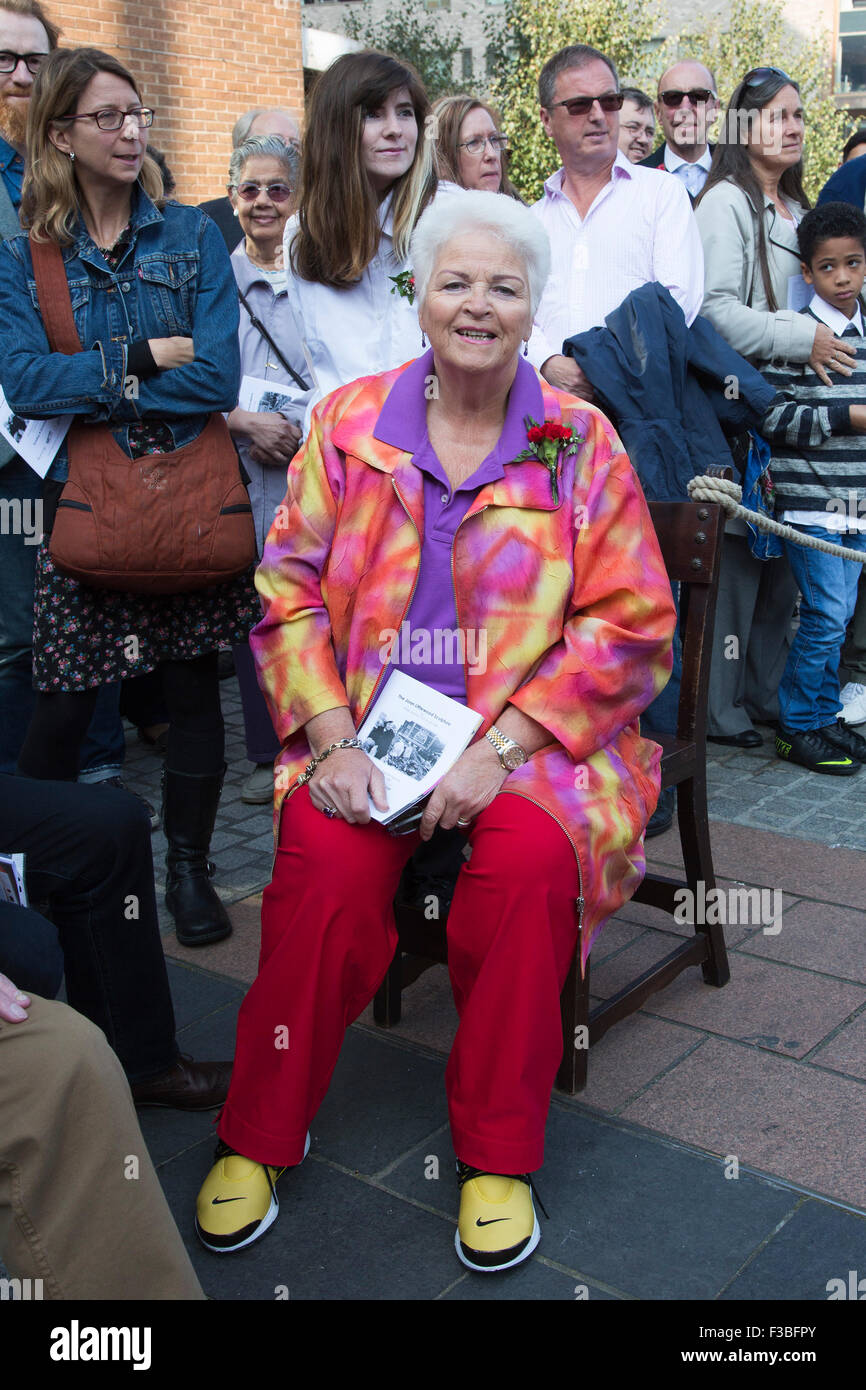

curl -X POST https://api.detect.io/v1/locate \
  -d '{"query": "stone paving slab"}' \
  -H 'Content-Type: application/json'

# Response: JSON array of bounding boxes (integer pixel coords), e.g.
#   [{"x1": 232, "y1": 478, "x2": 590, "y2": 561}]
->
[{"x1": 620, "y1": 1038, "x2": 866, "y2": 1212}]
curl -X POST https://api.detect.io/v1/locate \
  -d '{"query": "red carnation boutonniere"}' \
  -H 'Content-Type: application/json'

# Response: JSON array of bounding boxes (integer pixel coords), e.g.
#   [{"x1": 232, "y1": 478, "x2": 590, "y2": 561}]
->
[
  {"x1": 389, "y1": 270, "x2": 416, "y2": 305},
  {"x1": 514, "y1": 416, "x2": 582, "y2": 504}
]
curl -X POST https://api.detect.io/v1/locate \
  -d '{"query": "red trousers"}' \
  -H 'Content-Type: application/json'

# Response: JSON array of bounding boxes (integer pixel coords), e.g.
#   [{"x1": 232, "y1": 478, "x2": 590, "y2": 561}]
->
[{"x1": 219, "y1": 786, "x2": 580, "y2": 1174}]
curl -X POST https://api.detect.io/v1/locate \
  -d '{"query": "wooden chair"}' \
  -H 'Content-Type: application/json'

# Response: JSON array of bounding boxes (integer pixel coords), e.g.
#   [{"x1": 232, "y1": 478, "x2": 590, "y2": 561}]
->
[{"x1": 374, "y1": 485, "x2": 731, "y2": 1093}]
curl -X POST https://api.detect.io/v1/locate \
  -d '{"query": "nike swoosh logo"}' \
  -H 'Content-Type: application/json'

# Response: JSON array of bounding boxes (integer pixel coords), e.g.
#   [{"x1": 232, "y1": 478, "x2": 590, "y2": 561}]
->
[
  {"x1": 212, "y1": 1196, "x2": 245, "y2": 1204},
  {"x1": 475, "y1": 1217, "x2": 510, "y2": 1226}
]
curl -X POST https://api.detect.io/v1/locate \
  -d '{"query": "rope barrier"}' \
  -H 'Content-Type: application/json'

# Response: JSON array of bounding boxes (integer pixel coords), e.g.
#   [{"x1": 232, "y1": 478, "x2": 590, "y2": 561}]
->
[{"x1": 686, "y1": 475, "x2": 866, "y2": 565}]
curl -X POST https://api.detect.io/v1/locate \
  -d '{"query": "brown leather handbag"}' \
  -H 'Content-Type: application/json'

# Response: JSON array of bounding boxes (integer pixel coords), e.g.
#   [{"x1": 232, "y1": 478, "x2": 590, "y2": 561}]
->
[{"x1": 30, "y1": 235, "x2": 256, "y2": 594}]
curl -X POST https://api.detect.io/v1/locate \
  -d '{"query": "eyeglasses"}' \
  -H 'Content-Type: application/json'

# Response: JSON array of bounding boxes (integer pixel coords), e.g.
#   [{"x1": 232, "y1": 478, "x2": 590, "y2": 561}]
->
[
  {"x1": 0, "y1": 50, "x2": 48, "y2": 74},
  {"x1": 547, "y1": 92, "x2": 624, "y2": 117},
  {"x1": 742, "y1": 67, "x2": 797, "y2": 90},
  {"x1": 457, "y1": 134, "x2": 510, "y2": 155},
  {"x1": 658, "y1": 88, "x2": 716, "y2": 108},
  {"x1": 232, "y1": 181, "x2": 293, "y2": 203},
  {"x1": 61, "y1": 107, "x2": 155, "y2": 131}
]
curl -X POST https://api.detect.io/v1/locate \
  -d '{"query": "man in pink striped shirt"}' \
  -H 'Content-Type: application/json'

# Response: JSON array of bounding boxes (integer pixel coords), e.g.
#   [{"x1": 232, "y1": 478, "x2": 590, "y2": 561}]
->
[{"x1": 528, "y1": 44, "x2": 705, "y2": 403}]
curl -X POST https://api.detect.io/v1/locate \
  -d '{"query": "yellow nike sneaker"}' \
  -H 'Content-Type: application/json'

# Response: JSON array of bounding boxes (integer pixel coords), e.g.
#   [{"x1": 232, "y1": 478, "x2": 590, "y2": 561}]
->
[
  {"x1": 195, "y1": 1134, "x2": 309, "y2": 1253},
  {"x1": 455, "y1": 1162, "x2": 541, "y2": 1272}
]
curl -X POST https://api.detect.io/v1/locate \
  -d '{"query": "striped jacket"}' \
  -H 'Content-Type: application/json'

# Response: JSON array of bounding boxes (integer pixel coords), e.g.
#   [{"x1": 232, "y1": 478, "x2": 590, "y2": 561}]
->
[
  {"x1": 758, "y1": 305, "x2": 866, "y2": 516},
  {"x1": 251, "y1": 363, "x2": 676, "y2": 972}
]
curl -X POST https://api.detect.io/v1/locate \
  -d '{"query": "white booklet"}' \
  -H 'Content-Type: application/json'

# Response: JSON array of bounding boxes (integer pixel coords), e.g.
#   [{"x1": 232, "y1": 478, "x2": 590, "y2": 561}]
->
[
  {"x1": 238, "y1": 373, "x2": 304, "y2": 423},
  {"x1": 357, "y1": 671, "x2": 483, "y2": 825},
  {"x1": 0, "y1": 384, "x2": 72, "y2": 478},
  {"x1": 0, "y1": 852, "x2": 27, "y2": 907}
]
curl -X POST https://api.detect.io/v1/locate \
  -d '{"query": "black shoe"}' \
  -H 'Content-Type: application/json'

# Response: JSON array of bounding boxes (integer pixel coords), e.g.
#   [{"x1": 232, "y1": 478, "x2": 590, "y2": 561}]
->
[
  {"x1": 775, "y1": 727, "x2": 860, "y2": 776},
  {"x1": 645, "y1": 785, "x2": 675, "y2": 838},
  {"x1": 819, "y1": 720, "x2": 866, "y2": 765},
  {"x1": 707, "y1": 729, "x2": 763, "y2": 748},
  {"x1": 162, "y1": 766, "x2": 233, "y2": 946}
]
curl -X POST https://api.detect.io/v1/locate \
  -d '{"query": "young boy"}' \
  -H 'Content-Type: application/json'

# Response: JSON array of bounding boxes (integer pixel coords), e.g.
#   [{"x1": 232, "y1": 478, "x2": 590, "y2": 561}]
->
[{"x1": 758, "y1": 202, "x2": 866, "y2": 774}]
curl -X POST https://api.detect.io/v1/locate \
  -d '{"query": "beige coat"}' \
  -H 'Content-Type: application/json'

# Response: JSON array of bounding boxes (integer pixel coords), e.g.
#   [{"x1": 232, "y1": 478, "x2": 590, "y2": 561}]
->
[{"x1": 695, "y1": 179, "x2": 817, "y2": 364}]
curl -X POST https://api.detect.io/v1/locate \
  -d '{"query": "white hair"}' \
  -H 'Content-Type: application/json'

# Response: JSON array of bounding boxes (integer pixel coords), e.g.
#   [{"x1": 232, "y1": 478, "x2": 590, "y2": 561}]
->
[{"x1": 410, "y1": 190, "x2": 551, "y2": 317}]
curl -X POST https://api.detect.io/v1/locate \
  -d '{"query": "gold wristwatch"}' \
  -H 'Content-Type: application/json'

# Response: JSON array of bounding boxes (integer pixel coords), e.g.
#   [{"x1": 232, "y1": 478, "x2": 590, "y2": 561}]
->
[{"x1": 485, "y1": 724, "x2": 528, "y2": 771}]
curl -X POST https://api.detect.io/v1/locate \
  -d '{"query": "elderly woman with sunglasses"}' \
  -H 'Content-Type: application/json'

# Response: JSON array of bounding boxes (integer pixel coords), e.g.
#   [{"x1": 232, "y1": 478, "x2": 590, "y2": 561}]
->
[
  {"x1": 224, "y1": 134, "x2": 312, "y2": 804},
  {"x1": 694, "y1": 67, "x2": 855, "y2": 747}
]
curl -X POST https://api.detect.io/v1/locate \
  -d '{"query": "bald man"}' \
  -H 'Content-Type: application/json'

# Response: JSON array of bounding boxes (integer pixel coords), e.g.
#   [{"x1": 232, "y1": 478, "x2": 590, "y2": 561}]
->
[
  {"x1": 200, "y1": 107, "x2": 302, "y2": 251},
  {"x1": 639, "y1": 59, "x2": 718, "y2": 203}
]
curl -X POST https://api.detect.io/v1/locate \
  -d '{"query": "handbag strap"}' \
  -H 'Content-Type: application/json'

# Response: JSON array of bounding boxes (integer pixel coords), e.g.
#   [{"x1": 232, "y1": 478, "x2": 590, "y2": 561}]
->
[
  {"x1": 237, "y1": 285, "x2": 310, "y2": 393},
  {"x1": 29, "y1": 235, "x2": 83, "y2": 354}
]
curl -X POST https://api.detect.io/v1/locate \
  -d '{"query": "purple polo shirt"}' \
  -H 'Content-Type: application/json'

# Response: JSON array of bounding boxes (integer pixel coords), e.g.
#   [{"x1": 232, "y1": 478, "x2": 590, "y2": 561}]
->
[{"x1": 373, "y1": 349, "x2": 544, "y2": 703}]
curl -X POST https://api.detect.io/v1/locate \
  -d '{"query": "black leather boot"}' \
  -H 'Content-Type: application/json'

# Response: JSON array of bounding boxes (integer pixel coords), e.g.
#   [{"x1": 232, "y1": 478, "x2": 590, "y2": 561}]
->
[{"x1": 162, "y1": 766, "x2": 233, "y2": 946}]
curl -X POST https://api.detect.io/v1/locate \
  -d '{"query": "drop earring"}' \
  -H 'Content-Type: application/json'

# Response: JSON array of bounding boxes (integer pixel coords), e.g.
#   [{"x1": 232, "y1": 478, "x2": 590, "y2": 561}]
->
[
  {"x1": 421, "y1": 330, "x2": 427, "y2": 349},
  {"x1": 68, "y1": 151, "x2": 75, "y2": 161},
  {"x1": 523, "y1": 339, "x2": 528, "y2": 356}
]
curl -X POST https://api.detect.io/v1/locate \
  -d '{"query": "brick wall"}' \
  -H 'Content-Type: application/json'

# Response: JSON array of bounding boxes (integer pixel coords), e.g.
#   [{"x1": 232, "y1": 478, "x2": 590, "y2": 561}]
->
[{"x1": 52, "y1": 0, "x2": 304, "y2": 204}]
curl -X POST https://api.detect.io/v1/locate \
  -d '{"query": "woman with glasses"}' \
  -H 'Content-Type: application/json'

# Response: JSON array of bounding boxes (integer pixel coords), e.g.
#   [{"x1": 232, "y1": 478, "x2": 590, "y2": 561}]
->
[
  {"x1": 225, "y1": 134, "x2": 311, "y2": 805},
  {"x1": 0, "y1": 47, "x2": 260, "y2": 947},
  {"x1": 283, "y1": 50, "x2": 436, "y2": 416},
  {"x1": 695, "y1": 68, "x2": 854, "y2": 747},
  {"x1": 431, "y1": 94, "x2": 521, "y2": 198}
]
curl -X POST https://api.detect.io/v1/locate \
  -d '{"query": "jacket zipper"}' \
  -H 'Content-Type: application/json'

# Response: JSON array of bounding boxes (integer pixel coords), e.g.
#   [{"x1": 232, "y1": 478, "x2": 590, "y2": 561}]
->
[
  {"x1": 450, "y1": 503, "x2": 488, "y2": 695},
  {"x1": 279, "y1": 472, "x2": 423, "y2": 825},
  {"x1": 500, "y1": 787, "x2": 585, "y2": 934},
  {"x1": 451, "y1": 506, "x2": 585, "y2": 935}
]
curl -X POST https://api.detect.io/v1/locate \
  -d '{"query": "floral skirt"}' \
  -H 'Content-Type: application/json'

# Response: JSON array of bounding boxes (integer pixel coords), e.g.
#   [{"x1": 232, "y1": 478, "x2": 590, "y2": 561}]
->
[{"x1": 32, "y1": 540, "x2": 262, "y2": 692}]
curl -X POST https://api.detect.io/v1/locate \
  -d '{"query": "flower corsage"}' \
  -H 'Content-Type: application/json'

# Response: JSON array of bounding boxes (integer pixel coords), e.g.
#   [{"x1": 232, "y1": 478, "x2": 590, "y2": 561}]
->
[
  {"x1": 514, "y1": 417, "x2": 582, "y2": 504},
  {"x1": 389, "y1": 270, "x2": 416, "y2": 305}
]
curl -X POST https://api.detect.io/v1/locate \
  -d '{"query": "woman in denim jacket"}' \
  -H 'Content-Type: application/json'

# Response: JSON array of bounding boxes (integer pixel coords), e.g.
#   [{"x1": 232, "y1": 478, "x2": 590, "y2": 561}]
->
[{"x1": 0, "y1": 47, "x2": 259, "y2": 947}]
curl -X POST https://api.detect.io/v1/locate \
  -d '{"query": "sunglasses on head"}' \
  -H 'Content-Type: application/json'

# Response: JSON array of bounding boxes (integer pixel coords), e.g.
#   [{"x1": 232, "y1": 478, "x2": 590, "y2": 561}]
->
[
  {"x1": 659, "y1": 88, "x2": 716, "y2": 108},
  {"x1": 233, "y1": 181, "x2": 293, "y2": 203},
  {"x1": 742, "y1": 66, "x2": 797, "y2": 90},
  {"x1": 548, "y1": 92, "x2": 624, "y2": 117}
]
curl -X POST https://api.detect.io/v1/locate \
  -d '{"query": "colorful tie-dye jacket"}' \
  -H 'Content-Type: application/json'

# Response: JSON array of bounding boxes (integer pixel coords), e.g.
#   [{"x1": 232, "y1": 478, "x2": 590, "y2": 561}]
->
[{"x1": 252, "y1": 363, "x2": 676, "y2": 972}]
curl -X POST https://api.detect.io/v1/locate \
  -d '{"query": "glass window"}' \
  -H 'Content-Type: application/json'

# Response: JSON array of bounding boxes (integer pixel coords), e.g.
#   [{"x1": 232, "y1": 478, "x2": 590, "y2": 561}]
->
[
  {"x1": 841, "y1": 34, "x2": 866, "y2": 91},
  {"x1": 461, "y1": 47, "x2": 473, "y2": 81}
]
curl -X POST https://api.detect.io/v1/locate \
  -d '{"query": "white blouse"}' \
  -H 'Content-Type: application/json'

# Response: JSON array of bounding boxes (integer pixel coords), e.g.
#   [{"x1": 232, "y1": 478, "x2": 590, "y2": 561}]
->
[{"x1": 282, "y1": 193, "x2": 423, "y2": 424}]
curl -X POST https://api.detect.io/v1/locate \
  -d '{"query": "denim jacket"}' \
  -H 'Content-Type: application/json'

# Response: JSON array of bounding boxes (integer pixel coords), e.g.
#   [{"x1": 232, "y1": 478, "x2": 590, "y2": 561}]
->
[{"x1": 0, "y1": 185, "x2": 240, "y2": 481}]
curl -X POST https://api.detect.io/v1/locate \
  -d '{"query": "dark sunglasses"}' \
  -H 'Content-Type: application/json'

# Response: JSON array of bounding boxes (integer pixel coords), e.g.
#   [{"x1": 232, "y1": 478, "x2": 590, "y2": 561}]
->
[
  {"x1": 233, "y1": 181, "x2": 293, "y2": 203},
  {"x1": 742, "y1": 66, "x2": 797, "y2": 90},
  {"x1": 659, "y1": 88, "x2": 716, "y2": 108},
  {"x1": 547, "y1": 92, "x2": 624, "y2": 117}
]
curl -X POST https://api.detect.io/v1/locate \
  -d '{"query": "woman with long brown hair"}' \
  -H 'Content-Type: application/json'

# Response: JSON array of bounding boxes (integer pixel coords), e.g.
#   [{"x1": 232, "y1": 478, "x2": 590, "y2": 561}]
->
[
  {"x1": 283, "y1": 50, "x2": 436, "y2": 411},
  {"x1": 0, "y1": 47, "x2": 259, "y2": 948},
  {"x1": 431, "y1": 94, "x2": 521, "y2": 198},
  {"x1": 693, "y1": 68, "x2": 858, "y2": 749}
]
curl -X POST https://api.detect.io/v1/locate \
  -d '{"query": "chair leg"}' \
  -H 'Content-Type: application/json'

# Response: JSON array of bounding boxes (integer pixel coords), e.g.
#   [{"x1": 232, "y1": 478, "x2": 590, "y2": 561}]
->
[
  {"x1": 556, "y1": 953, "x2": 590, "y2": 1093},
  {"x1": 677, "y1": 771, "x2": 730, "y2": 988},
  {"x1": 373, "y1": 948, "x2": 404, "y2": 1026}
]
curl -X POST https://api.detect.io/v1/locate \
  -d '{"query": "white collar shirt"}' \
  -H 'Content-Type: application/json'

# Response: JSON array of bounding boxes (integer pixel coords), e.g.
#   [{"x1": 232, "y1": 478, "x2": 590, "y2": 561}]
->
[
  {"x1": 808, "y1": 290, "x2": 863, "y2": 338},
  {"x1": 283, "y1": 192, "x2": 422, "y2": 424},
  {"x1": 663, "y1": 142, "x2": 713, "y2": 198},
  {"x1": 527, "y1": 150, "x2": 705, "y2": 369}
]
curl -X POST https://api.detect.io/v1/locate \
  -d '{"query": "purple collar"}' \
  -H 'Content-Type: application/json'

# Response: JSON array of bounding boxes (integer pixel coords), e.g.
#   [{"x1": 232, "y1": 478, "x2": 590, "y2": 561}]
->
[{"x1": 374, "y1": 348, "x2": 545, "y2": 468}]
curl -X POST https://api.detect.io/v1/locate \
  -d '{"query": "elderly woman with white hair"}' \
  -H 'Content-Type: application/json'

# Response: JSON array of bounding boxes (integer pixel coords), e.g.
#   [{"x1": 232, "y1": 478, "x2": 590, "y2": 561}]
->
[
  {"x1": 225, "y1": 134, "x2": 312, "y2": 803},
  {"x1": 194, "y1": 192, "x2": 676, "y2": 1273}
]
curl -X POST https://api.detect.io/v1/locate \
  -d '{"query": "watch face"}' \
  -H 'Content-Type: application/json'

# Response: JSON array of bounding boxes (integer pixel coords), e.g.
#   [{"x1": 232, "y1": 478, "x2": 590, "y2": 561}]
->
[{"x1": 503, "y1": 745, "x2": 527, "y2": 771}]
